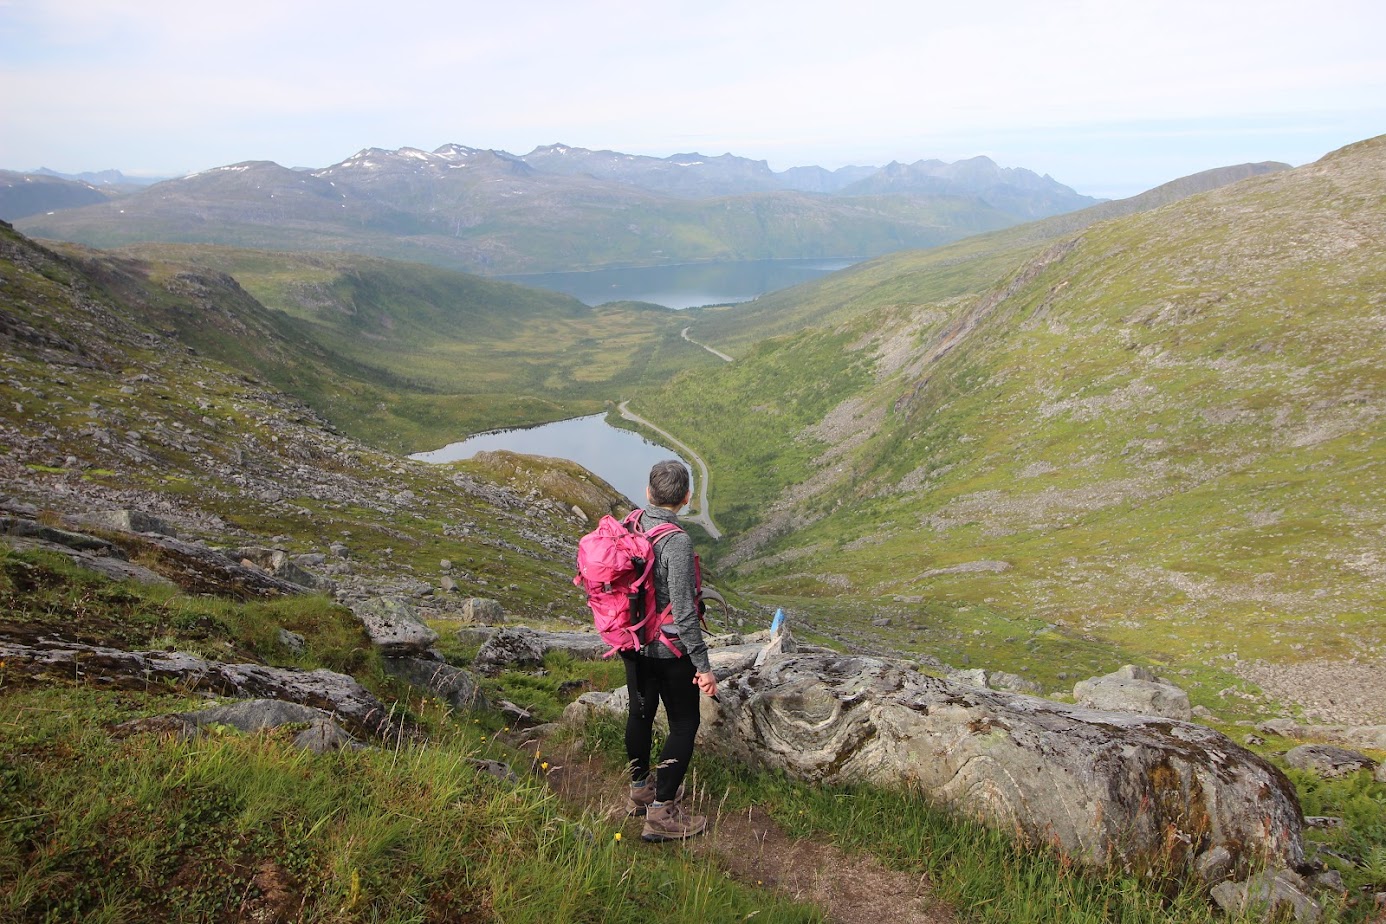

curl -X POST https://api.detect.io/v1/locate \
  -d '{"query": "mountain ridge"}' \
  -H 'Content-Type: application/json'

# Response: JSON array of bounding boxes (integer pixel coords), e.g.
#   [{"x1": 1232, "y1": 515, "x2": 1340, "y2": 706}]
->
[{"x1": 13, "y1": 142, "x2": 1098, "y2": 274}]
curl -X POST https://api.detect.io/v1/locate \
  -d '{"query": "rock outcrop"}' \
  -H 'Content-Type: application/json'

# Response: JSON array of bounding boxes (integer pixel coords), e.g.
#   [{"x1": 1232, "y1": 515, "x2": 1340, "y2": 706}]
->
[
  {"x1": 1255, "y1": 719, "x2": 1386, "y2": 752},
  {"x1": 350, "y1": 596, "x2": 439, "y2": 655},
  {"x1": 229, "y1": 546, "x2": 334, "y2": 592},
  {"x1": 0, "y1": 637, "x2": 403, "y2": 740},
  {"x1": 576, "y1": 647, "x2": 1304, "y2": 876},
  {"x1": 116, "y1": 698, "x2": 365, "y2": 754},
  {"x1": 1210, "y1": 868, "x2": 1323, "y2": 922},
  {"x1": 1073, "y1": 664, "x2": 1193, "y2": 721},
  {"x1": 471, "y1": 626, "x2": 608, "y2": 674},
  {"x1": 73, "y1": 508, "x2": 179, "y2": 538},
  {"x1": 460, "y1": 597, "x2": 505, "y2": 623},
  {"x1": 1284, "y1": 744, "x2": 1378, "y2": 779},
  {"x1": 381, "y1": 656, "x2": 488, "y2": 712}
]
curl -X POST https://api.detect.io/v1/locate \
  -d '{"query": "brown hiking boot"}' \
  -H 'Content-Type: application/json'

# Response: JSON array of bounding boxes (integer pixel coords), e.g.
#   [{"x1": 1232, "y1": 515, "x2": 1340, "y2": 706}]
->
[
  {"x1": 625, "y1": 777, "x2": 685, "y2": 816},
  {"x1": 641, "y1": 799, "x2": 707, "y2": 842}
]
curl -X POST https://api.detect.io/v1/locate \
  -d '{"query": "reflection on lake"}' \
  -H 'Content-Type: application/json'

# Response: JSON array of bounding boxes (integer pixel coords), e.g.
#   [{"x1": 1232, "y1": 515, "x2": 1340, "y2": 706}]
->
[
  {"x1": 410, "y1": 415, "x2": 684, "y2": 508},
  {"x1": 500, "y1": 258, "x2": 858, "y2": 309}
]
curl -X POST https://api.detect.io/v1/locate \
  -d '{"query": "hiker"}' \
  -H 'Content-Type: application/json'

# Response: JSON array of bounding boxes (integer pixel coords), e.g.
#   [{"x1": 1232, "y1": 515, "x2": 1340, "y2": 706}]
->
[{"x1": 623, "y1": 459, "x2": 718, "y2": 841}]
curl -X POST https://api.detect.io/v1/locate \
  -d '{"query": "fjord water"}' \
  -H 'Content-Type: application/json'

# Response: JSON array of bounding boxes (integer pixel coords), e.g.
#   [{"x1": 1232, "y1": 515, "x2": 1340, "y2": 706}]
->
[
  {"x1": 411, "y1": 415, "x2": 682, "y2": 506},
  {"x1": 500, "y1": 258, "x2": 858, "y2": 309}
]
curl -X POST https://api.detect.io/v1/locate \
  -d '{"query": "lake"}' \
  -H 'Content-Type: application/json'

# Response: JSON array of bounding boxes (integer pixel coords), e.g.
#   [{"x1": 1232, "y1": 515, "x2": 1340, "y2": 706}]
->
[
  {"x1": 410, "y1": 414, "x2": 685, "y2": 508},
  {"x1": 500, "y1": 257, "x2": 858, "y2": 309}
]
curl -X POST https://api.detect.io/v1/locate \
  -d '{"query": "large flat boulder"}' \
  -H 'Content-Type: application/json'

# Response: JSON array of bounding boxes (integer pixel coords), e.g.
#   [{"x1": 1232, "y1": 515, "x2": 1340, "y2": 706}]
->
[
  {"x1": 1073, "y1": 665, "x2": 1193, "y2": 721},
  {"x1": 1284, "y1": 744, "x2": 1377, "y2": 779},
  {"x1": 72, "y1": 508, "x2": 179, "y2": 538},
  {"x1": 472, "y1": 626, "x2": 607, "y2": 674},
  {"x1": 0, "y1": 638, "x2": 402, "y2": 741},
  {"x1": 701, "y1": 651, "x2": 1302, "y2": 875},
  {"x1": 229, "y1": 546, "x2": 335, "y2": 593},
  {"x1": 350, "y1": 596, "x2": 439, "y2": 656},
  {"x1": 382, "y1": 656, "x2": 488, "y2": 711},
  {"x1": 116, "y1": 699, "x2": 364, "y2": 754}
]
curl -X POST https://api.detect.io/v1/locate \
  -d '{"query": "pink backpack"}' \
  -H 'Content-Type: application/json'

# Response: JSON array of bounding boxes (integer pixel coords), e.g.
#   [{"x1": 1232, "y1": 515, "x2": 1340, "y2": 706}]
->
[{"x1": 573, "y1": 509, "x2": 689, "y2": 657}]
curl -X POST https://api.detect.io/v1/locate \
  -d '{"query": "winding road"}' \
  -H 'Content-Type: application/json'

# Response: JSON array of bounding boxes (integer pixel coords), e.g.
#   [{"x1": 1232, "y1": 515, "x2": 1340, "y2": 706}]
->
[
  {"x1": 617, "y1": 400, "x2": 722, "y2": 540},
  {"x1": 681, "y1": 326, "x2": 734, "y2": 363}
]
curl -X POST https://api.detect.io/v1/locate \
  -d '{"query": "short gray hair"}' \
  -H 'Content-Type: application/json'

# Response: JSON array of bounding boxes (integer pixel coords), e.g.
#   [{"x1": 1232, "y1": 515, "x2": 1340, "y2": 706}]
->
[{"x1": 648, "y1": 460, "x2": 690, "y2": 506}]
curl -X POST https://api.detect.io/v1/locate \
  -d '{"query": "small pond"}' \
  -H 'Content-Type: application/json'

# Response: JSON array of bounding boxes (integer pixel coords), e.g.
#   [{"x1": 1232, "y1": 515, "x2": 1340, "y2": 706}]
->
[{"x1": 410, "y1": 414, "x2": 686, "y2": 508}]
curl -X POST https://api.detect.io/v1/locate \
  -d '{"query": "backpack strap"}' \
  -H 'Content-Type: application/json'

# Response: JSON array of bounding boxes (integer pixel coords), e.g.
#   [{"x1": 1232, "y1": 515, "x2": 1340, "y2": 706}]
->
[{"x1": 631, "y1": 517, "x2": 692, "y2": 656}]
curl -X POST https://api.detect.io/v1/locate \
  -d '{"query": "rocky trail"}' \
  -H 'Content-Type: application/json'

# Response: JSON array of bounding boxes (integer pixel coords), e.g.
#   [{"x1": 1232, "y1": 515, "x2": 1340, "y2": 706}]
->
[{"x1": 530, "y1": 738, "x2": 954, "y2": 924}]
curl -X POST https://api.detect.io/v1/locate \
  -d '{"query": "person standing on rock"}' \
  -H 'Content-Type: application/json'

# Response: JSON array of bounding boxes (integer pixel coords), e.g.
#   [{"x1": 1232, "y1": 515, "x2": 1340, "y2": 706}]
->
[{"x1": 623, "y1": 459, "x2": 718, "y2": 841}]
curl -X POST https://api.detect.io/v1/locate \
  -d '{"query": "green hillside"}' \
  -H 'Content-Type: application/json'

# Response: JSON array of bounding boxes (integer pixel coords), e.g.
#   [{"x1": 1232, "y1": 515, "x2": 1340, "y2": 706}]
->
[
  {"x1": 38, "y1": 241, "x2": 717, "y2": 451},
  {"x1": 634, "y1": 136, "x2": 1386, "y2": 698},
  {"x1": 685, "y1": 162, "x2": 1291, "y2": 356}
]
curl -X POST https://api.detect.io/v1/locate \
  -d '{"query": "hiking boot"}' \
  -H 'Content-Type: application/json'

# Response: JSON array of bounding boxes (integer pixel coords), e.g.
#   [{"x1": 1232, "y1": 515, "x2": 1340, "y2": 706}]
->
[
  {"x1": 641, "y1": 799, "x2": 706, "y2": 842},
  {"x1": 626, "y1": 777, "x2": 685, "y2": 816}
]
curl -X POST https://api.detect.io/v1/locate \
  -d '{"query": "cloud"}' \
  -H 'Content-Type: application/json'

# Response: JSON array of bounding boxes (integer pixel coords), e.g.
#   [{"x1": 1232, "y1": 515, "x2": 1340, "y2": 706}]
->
[{"x1": 2, "y1": 0, "x2": 1383, "y2": 187}]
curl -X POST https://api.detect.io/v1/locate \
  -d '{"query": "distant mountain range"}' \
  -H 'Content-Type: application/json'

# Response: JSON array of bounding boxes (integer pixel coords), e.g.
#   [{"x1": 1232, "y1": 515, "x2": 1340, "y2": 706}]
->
[
  {"x1": 33, "y1": 167, "x2": 165, "y2": 187},
  {"x1": 12, "y1": 144, "x2": 1101, "y2": 274},
  {"x1": 0, "y1": 170, "x2": 110, "y2": 221}
]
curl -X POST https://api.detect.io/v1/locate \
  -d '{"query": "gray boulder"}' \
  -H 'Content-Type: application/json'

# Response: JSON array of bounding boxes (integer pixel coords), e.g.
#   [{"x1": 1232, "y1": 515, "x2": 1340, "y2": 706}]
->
[
  {"x1": 1284, "y1": 744, "x2": 1377, "y2": 779},
  {"x1": 3, "y1": 639, "x2": 401, "y2": 740},
  {"x1": 565, "y1": 687, "x2": 649, "y2": 731},
  {"x1": 1073, "y1": 665, "x2": 1192, "y2": 721},
  {"x1": 115, "y1": 698, "x2": 364, "y2": 754},
  {"x1": 1, "y1": 529, "x2": 174, "y2": 588},
  {"x1": 183, "y1": 698, "x2": 326, "y2": 731},
  {"x1": 382, "y1": 656, "x2": 487, "y2": 711},
  {"x1": 102, "y1": 531, "x2": 312, "y2": 598},
  {"x1": 472, "y1": 627, "x2": 608, "y2": 674},
  {"x1": 473, "y1": 627, "x2": 548, "y2": 674},
  {"x1": 74, "y1": 508, "x2": 179, "y2": 538},
  {"x1": 1194, "y1": 845, "x2": 1235, "y2": 886},
  {"x1": 1255, "y1": 720, "x2": 1386, "y2": 752},
  {"x1": 230, "y1": 547, "x2": 334, "y2": 592},
  {"x1": 461, "y1": 597, "x2": 505, "y2": 623},
  {"x1": 294, "y1": 720, "x2": 365, "y2": 754},
  {"x1": 277, "y1": 628, "x2": 306, "y2": 655},
  {"x1": 948, "y1": 668, "x2": 1041, "y2": 695},
  {"x1": 456, "y1": 627, "x2": 498, "y2": 648},
  {"x1": 702, "y1": 652, "x2": 1301, "y2": 873},
  {"x1": 350, "y1": 596, "x2": 438, "y2": 656},
  {"x1": 1211, "y1": 868, "x2": 1322, "y2": 923}
]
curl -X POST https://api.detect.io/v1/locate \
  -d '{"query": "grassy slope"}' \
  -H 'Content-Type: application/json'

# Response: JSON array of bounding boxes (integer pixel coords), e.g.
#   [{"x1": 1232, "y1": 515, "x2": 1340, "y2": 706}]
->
[
  {"x1": 45, "y1": 241, "x2": 721, "y2": 452},
  {"x1": 684, "y1": 163, "x2": 1291, "y2": 357},
  {"x1": 634, "y1": 136, "x2": 1386, "y2": 701},
  {"x1": 0, "y1": 552, "x2": 822, "y2": 924},
  {"x1": 10, "y1": 553, "x2": 1379, "y2": 923},
  {"x1": 0, "y1": 222, "x2": 830, "y2": 921}
]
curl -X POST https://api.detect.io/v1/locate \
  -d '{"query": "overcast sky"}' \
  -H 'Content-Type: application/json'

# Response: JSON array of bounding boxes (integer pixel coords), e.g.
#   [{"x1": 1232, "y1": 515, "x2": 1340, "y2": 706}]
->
[{"x1": 3, "y1": 0, "x2": 1383, "y2": 198}]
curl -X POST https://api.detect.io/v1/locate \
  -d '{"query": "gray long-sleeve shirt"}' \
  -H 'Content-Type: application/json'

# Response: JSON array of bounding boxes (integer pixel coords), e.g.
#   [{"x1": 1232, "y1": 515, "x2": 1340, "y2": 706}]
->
[{"x1": 637, "y1": 506, "x2": 711, "y2": 673}]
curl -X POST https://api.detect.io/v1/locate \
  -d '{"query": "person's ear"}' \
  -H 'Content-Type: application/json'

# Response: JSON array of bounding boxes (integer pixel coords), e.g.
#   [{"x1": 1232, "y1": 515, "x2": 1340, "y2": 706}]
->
[{"x1": 646, "y1": 486, "x2": 653, "y2": 504}]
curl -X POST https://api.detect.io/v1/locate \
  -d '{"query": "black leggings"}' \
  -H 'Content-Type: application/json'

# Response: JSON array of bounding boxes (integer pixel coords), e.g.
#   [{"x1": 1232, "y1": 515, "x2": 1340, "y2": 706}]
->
[{"x1": 623, "y1": 653, "x2": 701, "y2": 802}]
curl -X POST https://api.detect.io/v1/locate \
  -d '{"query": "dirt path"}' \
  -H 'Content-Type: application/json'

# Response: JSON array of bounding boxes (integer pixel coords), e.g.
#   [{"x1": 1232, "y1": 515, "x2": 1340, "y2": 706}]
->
[
  {"x1": 617, "y1": 400, "x2": 722, "y2": 540},
  {"x1": 527, "y1": 740, "x2": 954, "y2": 924}
]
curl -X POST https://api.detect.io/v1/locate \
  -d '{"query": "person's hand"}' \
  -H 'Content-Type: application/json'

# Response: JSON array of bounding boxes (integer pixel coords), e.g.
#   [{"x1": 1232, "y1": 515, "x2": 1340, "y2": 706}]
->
[{"x1": 694, "y1": 670, "x2": 718, "y2": 698}]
